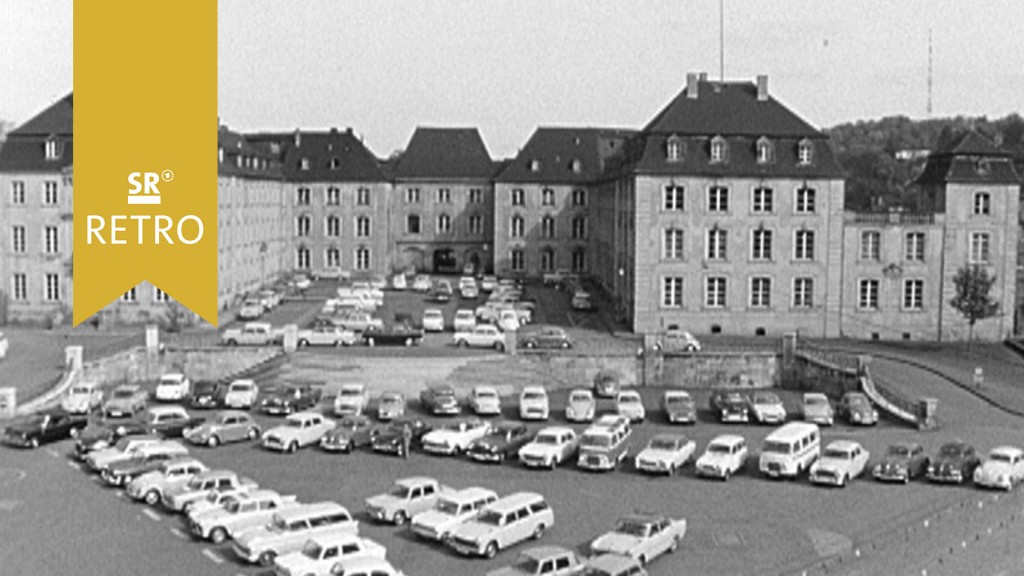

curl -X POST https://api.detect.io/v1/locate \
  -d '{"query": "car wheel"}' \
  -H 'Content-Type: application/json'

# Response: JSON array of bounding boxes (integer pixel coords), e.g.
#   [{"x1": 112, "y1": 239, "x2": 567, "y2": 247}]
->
[
  {"x1": 723, "y1": 469, "x2": 731, "y2": 482},
  {"x1": 484, "y1": 541, "x2": 499, "y2": 559},
  {"x1": 393, "y1": 511, "x2": 408, "y2": 525},
  {"x1": 209, "y1": 527, "x2": 227, "y2": 544},
  {"x1": 638, "y1": 555, "x2": 648, "y2": 566},
  {"x1": 841, "y1": 474, "x2": 849, "y2": 487},
  {"x1": 207, "y1": 436, "x2": 220, "y2": 448},
  {"x1": 144, "y1": 490, "x2": 160, "y2": 506},
  {"x1": 532, "y1": 523, "x2": 545, "y2": 540},
  {"x1": 366, "y1": 337, "x2": 376, "y2": 347},
  {"x1": 258, "y1": 551, "x2": 276, "y2": 567},
  {"x1": 495, "y1": 342, "x2": 505, "y2": 352},
  {"x1": 287, "y1": 441, "x2": 298, "y2": 454},
  {"x1": 298, "y1": 339, "x2": 308, "y2": 347},
  {"x1": 227, "y1": 339, "x2": 237, "y2": 346},
  {"x1": 248, "y1": 427, "x2": 260, "y2": 440}
]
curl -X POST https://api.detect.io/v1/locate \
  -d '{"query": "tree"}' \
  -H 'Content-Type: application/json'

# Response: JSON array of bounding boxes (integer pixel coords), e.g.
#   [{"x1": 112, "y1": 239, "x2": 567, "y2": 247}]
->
[{"x1": 949, "y1": 265, "x2": 1000, "y2": 341}]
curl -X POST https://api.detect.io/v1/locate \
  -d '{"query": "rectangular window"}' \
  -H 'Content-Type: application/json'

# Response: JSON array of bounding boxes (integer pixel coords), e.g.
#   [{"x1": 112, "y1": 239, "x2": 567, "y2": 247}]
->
[
  {"x1": 12, "y1": 226, "x2": 26, "y2": 253},
  {"x1": 511, "y1": 189, "x2": 524, "y2": 206},
  {"x1": 357, "y1": 187, "x2": 371, "y2": 206},
  {"x1": 751, "y1": 229, "x2": 773, "y2": 261},
  {"x1": 510, "y1": 249, "x2": 524, "y2": 272},
  {"x1": 571, "y1": 249, "x2": 586, "y2": 272},
  {"x1": 13, "y1": 273, "x2": 28, "y2": 301},
  {"x1": 326, "y1": 187, "x2": 340, "y2": 206},
  {"x1": 437, "y1": 214, "x2": 452, "y2": 234},
  {"x1": 903, "y1": 279, "x2": 924, "y2": 310},
  {"x1": 663, "y1": 185, "x2": 684, "y2": 211},
  {"x1": 860, "y1": 231, "x2": 880, "y2": 261},
  {"x1": 750, "y1": 277, "x2": 772, "y2": 308},
  {"x1": 858, "y1": 279, "x2": 879, "y2": 310},
  {"x1": 406, "y1": 188, "x2": 421, "y2": 203},
  {"x1": 296, "y1": 187, "x2": 310, "y2": 206},
  {"x1": 905, "y1": 232, "x2": 925, "y2": 262},
  {"x1": 796, "y1": 187, "x2": 816, "y2": 213},
  {"x1": 973, "y1": 192, "x2": 991, "y2": 215},
  {"x1": 542, "y1": 188, "x2": 555, "y2": 206},
  {"x1": 121, "y1": 287, "x2": 137, "y2": 302},
  {"x1": 541, "y1": 217, "x2": 555, "y2": 239},
  {"x1": 662, "y1": 277, "x2": 684, "y2": 308},
  {"x1": 296, "y1": 217, "x2": 310, "y2": 237},
  {"x1": 706, "y1": 228, "x2": 727, "y2": 260},
  {"x1": 571, "y1": 217, "x2": 586, "y2": 240},
  {"x1": 43, "y1": 181, "x2": 58, "y2": 205},
  {"x1": 45, "y1": 140, "x2": 60, "y2": 160},
  {"x1": 708, "y1": 186, "x2": 729, "y2": 212},
  {"x1": 296, "y1": 248, "x2": 310, "y2": 269},
  {"x1": 794, "y1": 230, "x2": 815, "y2": 261},
  {"x1": 663, "y1": 228, "x2": 684, "y2": 260},
  {"x1": 511, "y1": 217, "x2": 524, "y2": 238},
  {"x1": 45, "y1": 273, "x2": 60, "y2": 301},
  {"x1": 540, "y1": 249, "x2": 555, "y2": 272},
  {"x1": 356, "y1": 217, "x2": 371, "y2": 237},
  {"x1": 356, "y1": 248, "x2": 370, "y2": 271},
  {"x1": 326, "y1": 248, "x2": 341, "y2": 268},
  {"x1": 793, "y1": 277, "x2": 813, "y2": 308},
  {"x1": 969, "y1": 232, "x2": 991, "y2": 263},
  {"x1": 469, "y1": 215, "x2": 483, "y2": 235},
  {"x1": 407, "y1": 214, "x2": 421, "y2": 234},
  {"x1": 11, "y1": 181, "x2": 25, "y2": 205},
  {"x1": 325, "y1": 217, "x2": 340, "y2": 237},
  {"x1": 437, "y1": 188, "x2": 450, "y2": 203},
  {"x1": 469, "y1": 188, "x2": 483, "y2": 203},
  {"x1": 572, "y1": 189, "x2": 587, "y2": 206},
  {"x1": 705, "y1": 277, "x2": 727, "y2": 308},
  {"x1": 752, "y1": 187, "x2": 774, "y2": 213},
  {"x1": 154, "y1": 287, "x2": 170, "y2": 303},
  {"x1": 44, "y1": 226, "x2": 59, "y2": 254}
]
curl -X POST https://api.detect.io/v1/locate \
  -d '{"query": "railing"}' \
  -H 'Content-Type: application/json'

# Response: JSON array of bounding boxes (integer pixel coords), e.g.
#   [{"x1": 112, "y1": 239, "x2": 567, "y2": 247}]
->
[
  {"x1": 796, "y1": 343, "x2": 860, "y2": 373},
  {"x1": 860, "y1": 369, "x2": 919, "y2": 425},
  {"x1": 848, "y1": 212, "x2": 936, "y2": 225}
]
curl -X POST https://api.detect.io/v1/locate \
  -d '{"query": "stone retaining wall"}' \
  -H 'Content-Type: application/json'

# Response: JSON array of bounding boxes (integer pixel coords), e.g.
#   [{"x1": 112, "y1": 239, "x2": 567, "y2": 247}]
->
[{"x1": 82, "y1": 346, "x2": 281, "y2": 388}]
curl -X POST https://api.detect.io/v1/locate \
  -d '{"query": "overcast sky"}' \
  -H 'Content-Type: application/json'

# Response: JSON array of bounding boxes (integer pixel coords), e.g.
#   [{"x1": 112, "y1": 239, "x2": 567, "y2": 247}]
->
[{"x1": 2, "y1": 0, "x2": 1022, "y2": 158}]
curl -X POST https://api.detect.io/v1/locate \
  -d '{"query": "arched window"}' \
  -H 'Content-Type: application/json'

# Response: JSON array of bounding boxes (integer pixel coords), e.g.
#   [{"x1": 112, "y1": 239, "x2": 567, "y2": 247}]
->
[
  {"x1": 710, "y1": 135, "x2": 729, "y2": 164},
  {"x1": 666, "y1": 135, "x2": 683, "y2": 162},
  {"x1": 756, "y1": 136, "x2": 774, "y2": 164},
  {"x1": 797, "y1": 139, "x2": 814, "y2": 165}
]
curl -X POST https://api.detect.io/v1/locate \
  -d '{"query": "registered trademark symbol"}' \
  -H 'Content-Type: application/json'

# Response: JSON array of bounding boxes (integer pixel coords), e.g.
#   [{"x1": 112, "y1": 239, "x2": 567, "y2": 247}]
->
[{"x1": 161, "y1": 170, "x2": 174, "y2": 182}]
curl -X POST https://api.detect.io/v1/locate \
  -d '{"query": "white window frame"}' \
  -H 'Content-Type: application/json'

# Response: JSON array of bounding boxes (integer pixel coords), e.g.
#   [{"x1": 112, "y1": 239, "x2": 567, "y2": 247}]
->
[
  {"x1": 510, "y1": 248, "x2": 525, "y2": 272},
  {"x1": 326, "y1": 247, "x2": 341, "y2": 268},
  {"x1": 541, "y1": 216, "x2": 555, "y2": 239},
  {"x1": 296, "y1": 247, "x2": 311, "y2": 269},
  {"x1": 356, "y1": 216, "x2": 371, "y2": 238},
  {"x1": 663, "y1": 185, "x2": 684, "y2": 211},
  {"x1": 13, "y1": 273, "x2": 28, "y2": 301},
  {"x1": 797, "y1": 140, "x2": 814, "y2": 165},
  {"x1": 705, "y1": 277, "x2": 727, "y2": 308},
  {"x1": 858, "y1": 279, "x2": 879, "y2": 310},
  {"x1": 571, "y1": 248, "x2": 586, "y2": 272},
  {"x1": 45, "y1": 273, "x2": 60, "y2": 301},
  {"x1": 903, "y1": 279, "x2": 924, "y2": 310},
  {"x1": 511, "y1": 189, "x2": 525, "y2": 206},
  {"x1": 12, "y1": 181, "x2": 26, "y2": 205},
  {"x1": 511, "y1": 215, "x2": 525, "y2": 238},
  {"x1": 437, "y1": 214, "x2": 452, "y2": 234},
  {"x1": 355, "y1": 247, "x2": 371, "y2": 271},
  {"x1": 357, "y1": 187, "x2": 371, "y2": 206},
  {"x1": 905, "y1": 232, "x2": 925, "y2": 262},
  {"x1": 708, "y1": 185, "x2": 729, "y2": 213},
  {"x1": 752, "y1": 186, "x2": 773, "y2": 213},
  {"x1": 860, "y1": 231, "x2": 881, "y2": 261},
  {"x1": 969, "y1": 232, "x2": 991, "y2": 264},
  {"x1": 793, "y1": 277, "x2": 813, "y2": 308},
  {"x1": 663, "y1": 228, "x2": 684, "y2": 260},
  {"x1": 706, "y1": 228, "x2": 727, "y2": 260},
  {"x1": 751, "y1": 229, "x2": 773, "y2": 261},
  {"x1": 437, "y1": 188, "x2": 451, "y2": 203},
  {"x1": 326, "y1": 187, "x2": 340, "y2": 206},
  {"x1": 12, "y1": 225, "x2": 26, "y2": 253},
  {"x1": 795, "y1": 186, "x2": 816, "y2": 213},
  {"x1": 469, "y1": 188, "x2": 483, "y2": 203},
  {"x1": 406, "y1": 188, "x2": 421, "y2": 203},
  {"x1": 43, "y1": 181, "x2": 58, "y2": 205},
  {"x1": 541, "y1": 189, "x2": 555, "y2": 206},
  {"x1": 296, "y1": 187, "x2": 310, "y2": 206},
  {"x1": 750, "y1": 277, "x2": 772, "y2": 308},
  {"x1": 973, "y1": 192, "x2": 991, "y2": 215},
  {"x1": 44, "y1": 226, "x2": 59, "y2": 254},
  {"x1": 661, "y1": 277, "x2": 684, "y2": 308},
  {"x1": 794, "y1": 229, "x2": 815, "y2": 261},
  {"x1": 154, "y1": 287, "x2": 170, "y2": 303},
  {"x1": 121, "y1": 287, "x2": 137, "y2": 303},
  {"x1": 325, "y1": 216, "x2": 340, "y2": 237},
  {"x1": 469, "y1": 214, "x2": 483, "y2": 235},
  {"x1": 572, "y1": 189, "x2": 587, "y2": 206}
]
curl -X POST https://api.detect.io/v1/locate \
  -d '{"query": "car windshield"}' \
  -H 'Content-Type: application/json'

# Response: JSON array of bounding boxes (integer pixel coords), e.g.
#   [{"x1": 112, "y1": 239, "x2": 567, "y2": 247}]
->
[
  {"x1": 302, "y1": 540, "x2": 323, "y2": 559},
  {"x1": 522, "y1": 392, "x2": 545, "y2": 401},
  {"x1": 535, "y1": 434, "x2": 559, "y2": 445},
  {"x1": 23, "y1": 414, "x2": 47, "y2": 426},
  {"x1": 286, "y1": 420, "x2": 305, "y2": 428},
  {"x1": 389, "y1": 485, "x2": 411, "y2": 498},
  {"x1": 230, "y1": 384, "x2": 252, "y2": 393},
  {"x1": 887, "y1": 445, "x2": 911, "y2": 457},
  {"x1": 805, "y1": 396, "x2": 828, "y2": 406},
  {"x1": 160, "y1": 377, "x2": 180, "y2": 385},
  {"x1": 939, "y1": 445, "x2": 964, "y2": 457},
  {"x1": 380, "y1": 396, "x2": 401, "y2": 406},
  {"x1": 824, "y1": 449, "x2": 851, "y2": 459},
  {"x1": 708, "y1": 442, "x2": 732, "y2": 454},
  {"x1": 847, "y1": 395, "x2": 869, "y2": 406},
  {"x1": 113, "y1": 389, "x2": 135, "y2": 399},
  {"x1": 475, "y1": 390, "x2": 497, "y2": 399},
  {"x1": 114, "y1": 437, "x2": 133, "y2": 450},
  {"x1": 340, "y1": 388, "x2": 362, "y2": 397},
  {"x1": 619, "y1": 395, "x2": 640, "y2": 404},
  {"x1": 513, "y1": 557, "x2": 541, "y2": 573},
  {"x1": 425, "y1": 311, "x2": 442, "y2": 319},
  {"x1": 570, "y1": 392, "x2": 591, "y2": 403},
  {"x1": 434, "y1": 389, "x2": 455, "y2": 398},
  {"x1": 763, "y1": 441, "x2": 791, "y2": 454},
  {"x1": 339, "y1": 419, "x2": 361, "y2": 430},
  {"x1": 436, "y1": 499, "x2": 460, "y2": 515},
  {"x1": 477, "y1": 511, "x2": 503, "y2": 525},
  {"x1": 581, "y1": 434, "x2": 611, "y2": 448},
  {"x1": 70, "y1": 386, "x2": 91, "y2": 395},
  {"x1": 616, "y1": 520, "x2": 651, "y2": 537},
  {"x1": 990, "y1": 453, "x2": 1012, "y2": 463},
  {"x1": 649, "y1": 438, "x2": 679, "y2": 450},
  {"x1": 753, "y1": 393, "x2": 779, "y2": 404},
  {"x1": 665, "y1": 395, "x2": 691, "y2": 405}
]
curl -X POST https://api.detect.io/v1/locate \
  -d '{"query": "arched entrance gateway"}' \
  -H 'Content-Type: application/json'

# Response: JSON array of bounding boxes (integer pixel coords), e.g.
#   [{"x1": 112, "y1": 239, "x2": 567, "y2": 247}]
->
[
  {"x1": 432, "y1": 248, "x2": 457, "y2": 273},
  {"x1": 463, "y1": 249, "x2": 482, "y2": 275},
  {"x1": 400, "y1": 247, "x2": 425, "y2": 273}
]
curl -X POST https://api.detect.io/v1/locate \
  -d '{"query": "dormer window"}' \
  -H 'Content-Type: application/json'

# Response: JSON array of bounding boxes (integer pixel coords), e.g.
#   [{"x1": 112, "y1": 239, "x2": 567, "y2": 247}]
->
[
  {"x1": 710, "y1": 136, "x2": 728, "y2": 164},
  {"x1": 756, "y1": 137, "x2": 774, "y2": 164},
  {"x1": 530, "y1": 159, "x2": 542, "y2": 172},
  {"x1": 300, "y1": 157, "x2": 310, "y2": 171},
  {"x1": 44, "y1": 138, "x2": 60, "y2": 160},
  {"x1": 329, "y1": 157, "x2": 341, "y2": 170},
  {"x1": 218, "y1": 147, "x2": 224, "y2": 163},
  {"x1": 797, "y1": 139, "x2": 814, "y2": 166},
  {"x1": 571, "y1": 159, "x2": 582, "y2": 173},
  {"x1": 974, "y1": 159, "x2": 990, "y2": 176},
  {"x1": 666, "y1": 135, "x2": 683, "y2": 162}
]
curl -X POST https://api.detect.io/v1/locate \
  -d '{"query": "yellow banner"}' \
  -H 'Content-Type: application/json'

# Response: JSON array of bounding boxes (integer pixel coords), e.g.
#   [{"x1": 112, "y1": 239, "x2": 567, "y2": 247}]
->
[{"x1": 73, "y1": 0, "x2": 218, "y2": 326}]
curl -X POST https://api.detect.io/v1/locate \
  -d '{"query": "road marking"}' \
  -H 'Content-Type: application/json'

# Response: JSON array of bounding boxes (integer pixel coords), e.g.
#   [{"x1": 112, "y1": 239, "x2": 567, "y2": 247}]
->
[
  {"x1": 66, "y1": 461, "x2": 82, "y2": 471},
  {"x1": 201, "y1": 549, "x2": 224, "y2": 564},
  {"x1": 142, "y1": 508, "x2": 161, "y2": 522},
  {"x1": 169, "y1": 527, "x2": 187, "y2": 539},
  {"x1": 45, "y1": 448, "x2": 60, "y2": 458}
]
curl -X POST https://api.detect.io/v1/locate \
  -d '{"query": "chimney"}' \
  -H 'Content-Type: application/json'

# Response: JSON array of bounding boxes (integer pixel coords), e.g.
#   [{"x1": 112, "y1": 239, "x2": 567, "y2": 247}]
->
[
  {"x1": 699, "y1": 72, "x2": 708, "y2": 81},
  {"x1": 686, "y1": 73, "x2": 699, "y2": 99},
  {"x1": 756, "y1": 75, "x2": 769, "y2": 101},
  {"x1": 330, "y1": 127, "x2": 338, "y2": 134},
  {"x1": 346, "y1": 127, "x2": 353, "y2": 135},
  {"x1": 293, "y1": 128, "x2": 301, "y2": 147}
]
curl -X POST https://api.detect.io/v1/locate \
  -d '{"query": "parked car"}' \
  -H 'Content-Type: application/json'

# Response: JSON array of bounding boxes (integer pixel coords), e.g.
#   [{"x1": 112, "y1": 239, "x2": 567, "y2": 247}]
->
[
  {"x1": 655, "y1": 327, "x2": 701, "y2": 353},
  {"x1": 590, "y1": 514, "x2": 687, "y2": 566},
  {"x1": 927, "y1": 441, "x2": 982, "y2": 484},
  {"x1": 319, "y1": 415, "x2": 381, "y2": 453},
  {"x1": 420, "y1": 383, "x2": 461, "y2": 416},
  {"x1": 448, "y1": 492, "x2": 554, "y2": 559},
  {"x1": 184, "y1": 484, "x2": 254, "y2": 518},
  {"x1": 362, "y1": 324, "x2": 424, "y2": 347},
  {"x1": 577, "y1": 417, "x2": 633, "y2": 472},
  {"x1": 162, "y1": 469, "x2": 258, "y2": 512},
  {"x1": 695, "y1": 434, "x2": 749, "y2": 480},
  {"x1": 73, "y1": 420, "x2": 149, "y2": 459},
  {"x1": 872, "y1": 442, "x2": 929, "y2": 483},
  {"x1": 571, "y1": 291, "x2": 595, "y2": 312},
  {"x1": 423, "y1": 308, "x2": 446, "y2": 332},
  {"x1": 365, "y1": 476, "x2": 454, "y2": 525},
  {"x1": 467, "y1": 421, "x2": 533, "y2": 463},
  {"x1": 453, "y1": 309, "x2": 477, "y2": 332},
  {"x1": 469, "y1": 385, "x2": 502, "y2": 416},
  {"x1": 973, "y1": 446, "x2": 1024, "y2": 490},
  {"x1": 810, "y1": 440, "x2": 870, "y2": 487},
  {"x1": 183, "y1": 410, "x2": 261, "y2": 447},
  {"x1": 749, "y1": 391, "x2": 787, "y2": 424},
  {"x1": 635, "y1": 434, "x2": 696, "y2": 475},
  {"x1": 480, "y1": 275, "x2": 498, "y2": 292},
  {"x1": 580, "y1": 554, "x2": 648, "y2": 576},
  {"x1": 616, "y1": 390, "x2": 646, "y2": 422},
  {"x1": 2, "y1": 408, "x2": 87, "y2": 448},
  {"x1": 154, "y1": 373, "x2": 192, "y2": 402},
  {"x1": 454, "y1": 324, "x2": 507, "y2": 351},
  {"x1": 143, "y1": 405, "x2": 204, "y2": 438},
  {"x1": 412, "y1": 487, "x2": 499, "y2": 543},
  {"x1": 542, "y1": 269, "x2": 572, "y2": 288},
  {"x1": 519, "y1": 325, "x2": 573, "y2": 350},
  {"x1": 103, "y1": 384, "x2": 148, "y2": 418},
  {"x1": 592, "y1": 369, "x2": 625, "y2": 398},
  {"x1": 188, "y1": 380, "x2": 224, "y2": 409},
  {"x1": 837, "y1": 392, "x2": 878, "y2": 426},
  {"x1": 392, "y1": 273, "x2": 408, "y2": 291},
  {"x1": 371, "y1": 417, "x2": 432, "y2": 455},
  {"x1": 333, "y1": 383, "x2": 370, "y2": 417},
  {"x1": 257, "y1": 289, "x2": 282, "y2": 310},
  {"x1": 461, "y1": 283, "x2": 480, "y2": 300},
  {"x1": 273, "y1": 533, "x2": 386, "y2": 576},
  {"x1": 331, "y1": 311, "x2": 384, "y2": 333},
  {"x1": 709, "y1": 391, "x2": 751, "y2": 423},
  {"x1": 188, "y1": 489, "x2": 300, "y2": 543},
  {"x1": 412, "y1": 274, "x2": 432, "y2": 292},
  {"x1": 260, "y1": 383, "x2": 323, "y2": 416},
  {"x1": 519, "y1": 427, "x2": 579, "y2": 469},
  {"x1": 487, "y1": 546, "x2": 584, "y2": 576},
  {"x1": 125, "y1": 455, "x2": 207, "y2": 504},
  {"x1": 223, "y1": 379, "x2": 260, "y2": 410},
  {"x1": 85, "y1": 435, "x2": 165, "y2": 472},
  {"x1": 800, "y1": 392, "x2": 834, "y2": 426},
  {"x1": 297, "y1": 325, "x2": 358, "y2": 347},
  {"x1": 237, "y1": 299, "x2": 264, "y2": 320},
  {"x1": 422, "y1": 417, "x2": 492, "y2": 456},
  {"x1": 662, "y1": 390, "x2": 696, "y2": 424},
  {"x1": 231, "y1": 501, "x2": 358, "y2": 566},
  {"x1": 565, "y1": 388, "x2": 596, "y2": 422},
  {"x1": 220, "y1": 322, "x2": 283, "y2": 346},
  {"x1": 519, "y1": 386, "x2": 550, "y2": 421},
  {"x1": 376, "y1": 391, "x2": 406, "y2": 421},
  {"x1": 61, "y1": 380, "x2": 104, "y2": 414},
  {"x1": 100, "y1": 442, "x2": 193, "y2": 486},
  {"x1": 261, "y1": 411, "x2": 336, "y2": 453}
]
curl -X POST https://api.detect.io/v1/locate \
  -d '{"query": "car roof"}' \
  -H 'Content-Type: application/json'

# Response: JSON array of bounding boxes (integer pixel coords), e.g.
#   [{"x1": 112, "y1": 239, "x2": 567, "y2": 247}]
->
[
  {"x1": 803, "y1": 392, "x2": 828, "y2": 400},
  {"x1": 663, "y1": 390, "x2": 691, "y2": 398},
  {"x1": 447, "y1": 486, "x2": 497, "y2": 503},
  {"x1": 380, "y1": 391, "x2": 404, "y2": 400},
  {"x1": 114, "y1": 384, "x2": 141, "y2": 391},
  {"x1": 586, "y1": 553, "x2": 642, "y2": 571},
  {"x1": 617, "y1": 390, "x2": 641, "y2": 398},
  {"x1": 339, "y1": 383, "x2": 366, "y2": 391},
  {"x1": 619, "y1": 513, "x2": 665, "y2": 525},
  {"x1": 332, "y1": 557, "x2": 396, "y2": 573},
  {"x1": 536, "y1": 426, "x2": 574, "y2": 436},
  {"x1": 824, "y1": 440, "x2": 862, "y2": 452},
  {"x1": 650, "y1": 433, "x2": 688, "y2": 444},
  {"x1": 230, "y1": 379, "x2": 255, "y2": 386},
  {"x1": 989, "y1": 446, "x2": 1023, "y2": 456},
  {"x1": 395, "y1": 476, "x2": 435, "y2": 487},
  {"x1": 160, "y1": 373, "x2": 186, "y2": 379},
  {"x1": 148, "y1": 405, "x2": 189, "y2": 415},
  {"x1": 708, "y1": 434, "x2": 746, "y2": 446},
  {"x1": 485, "y1": 492, "x2": 544, "y2": 512},
  {"x1": 275, "y1": 501, "x2": 348, "y2": 520},
  {"x1": 521, "y1": 545, "x2": 574, "y2": 560},
  {"x1": 522, "y1": 386, "x2": 547, "y2": 394},
  {"x1": 193, "y1": 469, "x2": 236, "y2": 480},
  {"x1": 473, "y1": 385, "x2": 498, "y2": 393},
  {"x1": 287, "y1": 411, "x2": 325, "y2": 420}
]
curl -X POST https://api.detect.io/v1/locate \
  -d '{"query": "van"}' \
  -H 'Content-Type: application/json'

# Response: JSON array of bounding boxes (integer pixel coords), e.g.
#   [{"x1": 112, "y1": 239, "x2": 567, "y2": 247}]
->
[
  {"x1": 577, "y1": 416, "x2": 632, "y2": 471},
  {"x1": 758, "y1": 422, "x2": 820, "y2": 479},
  {"x1": 448, "y1": 492, "x2": 555, "y2": 559},
  {"x1": 232, "y1": 501, "x2": 358, "y2": 566}
]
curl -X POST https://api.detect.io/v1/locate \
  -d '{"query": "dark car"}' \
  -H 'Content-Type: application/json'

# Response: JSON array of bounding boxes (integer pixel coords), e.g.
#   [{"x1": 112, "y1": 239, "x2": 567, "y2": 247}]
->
[
  {"x1": 837, "y1": 392, "x2": 878, "y2": 426},
  {"x1": 101, "y1": 448, "x2": 189, "y2": 487},
  {"x1": 362, "y1": 324, "x2": 424, "y2": 347},
  {"x1": 873, "y1": 442, "x2": 929, "y2": 483},
  {"x1": 319, "y1": 415, "x2": 383, "y2": 453},
  {"x1": 518, "y1": 325, "x2": 573, "y2": 350},
  {"x1": 420, "y1": 384, "x2": 461, "y2": 416},
  {"x1": 2, "y1": 409, "x2": 88, "y2": 448},
  {"x1": 709, "y1": 391, "x2": 751, "y2": 423},
  {"x1": 259, "y1": 383, "x2": 323, "y2": 416},
  {"x1": 188, "y1": 381, "x2": 225, "y2": 409},
  {"x1": 144, "y1": 407, "x2": 205, "y2": 438},
  {"x1": 371, "y1": 417, "x2": 432, "y2": 455},
  {"x1": 466, "y1": 421, "x2": 533, "y2": 464},
  {"x1": 74, "y1": 420, "x2": 150, "y2": 459},
  {"x1": 927, "y1": 441, "x2": 982, "y2": 484},
  {"x1": 593, "y1": 369, "x2": 625, "y2": 398}
]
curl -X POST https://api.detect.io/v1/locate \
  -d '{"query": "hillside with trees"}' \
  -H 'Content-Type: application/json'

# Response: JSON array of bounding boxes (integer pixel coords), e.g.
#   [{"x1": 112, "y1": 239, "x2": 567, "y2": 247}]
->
[{"x1": 826, "y1": 114, "x2": 1024, "y2": 211}]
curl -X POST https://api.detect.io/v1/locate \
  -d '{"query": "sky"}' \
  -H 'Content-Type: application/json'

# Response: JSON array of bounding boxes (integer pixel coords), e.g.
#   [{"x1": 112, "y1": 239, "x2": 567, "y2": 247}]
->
[{"x1": 2, "y1": 0, "x2": 1022, "y2": 158}]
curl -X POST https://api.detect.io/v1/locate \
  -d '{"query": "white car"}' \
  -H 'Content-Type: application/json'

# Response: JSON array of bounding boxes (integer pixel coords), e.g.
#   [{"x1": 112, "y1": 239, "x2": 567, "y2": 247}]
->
[
  {"x1": 590, "y1": 514, "x2": 686, "y2": 565},
  {"x1": 364, "y1": 477, "x2": 453, "y2": 525},
  {"x1": 635, "y1": 434, "x2": 696, "y2": 475},
  {"x1": 454, "y1": 324, "x2": 507, "y2": 351},
  {"x1": 423, "y1": 308, "x2": 446, "y2": 332},
  {"x1": 973, "y1": 446, "x2": 1024, "y2": 490},
  {"x1": 469, "y1": 386, "x2": 502, "y2": 416},
  {"x1": 231, "y1": 502, "x2": 358, "y2": 566},
  {"x1": 411, "y1": 487, "x2": 499, "y2": 543},
  {"x1": 421, "y1": 418, "x2": 491, "y2": 456},
  {"x1": 749, "y1": 391, "x2": 787, "y2": 424},
  {"x1": 412, "y1": 275, "x2": 431, "y2": 292},
  {"x1": 695, "y1": 434, "x2": 749, "y2": 480},
  {"x1": 376, "y1": 391, "x2": 406, "y2": 420},
  {"x1": 126, "y1": 456, "x2": 208, "y2": 506},
  {"x1": 392, "y1": 274, "x2": 407, "y2": 290},
  {"x1": 448, "y1": 492, "x2": 555, "y2": 559},
  {"x1": 155, "y1": 373, "x2": 192, "y2": 402},
  {"x1": 273, "y1": 533, "x2": 386, "y2": 576},
  {"x1": 565, "y1": 388, "x2": 596, "y2": 422},
  {"x1": 261, "y1": 412, "x2": 336, "y2": 453},
  {"x1": 223, "y1": 379, "x2": 259, "y2": 409},
  {"x1": 61, "y1": 381, "x2": 104, "y2": 414},
  {"x1": 454, "y1": 309, "x2": 477, "y2": 332},
  {"x1": 519, "y1": 386, "x2": 550, "y2": 420},
  {"x1": 187, "y1": 489, "x2": 300, "y2": 543},
  {"x1": 615, "y1": 390, "x2": 646, "y2": 422},
  {"x1": 498, "y1": 309, "x2": 522, "y2": 332},
  {"x1": 810, "y1": 440, "x2": 870, "y2": 487},
  {"x1": 327, "y1": 558, "x2": 406, "y2": 576},
  {"x1": 162, "y1": 469, "x2": 258, "y2": 512},
  {"x1": 518, "y1": 427, "x2": 578, "y2": 469},
  {"x1": 84, "y1": 435, "x2": 164, "y2": 471},
  {"x1": 333, "y1": 383, "x2": 370, "y2": 417},
  {"x1": 183, "y1": 484, "x2": 254, "y2": 519},
  {"x1": 800, "y1": 392, "x2": 834, "y2": 426}
]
